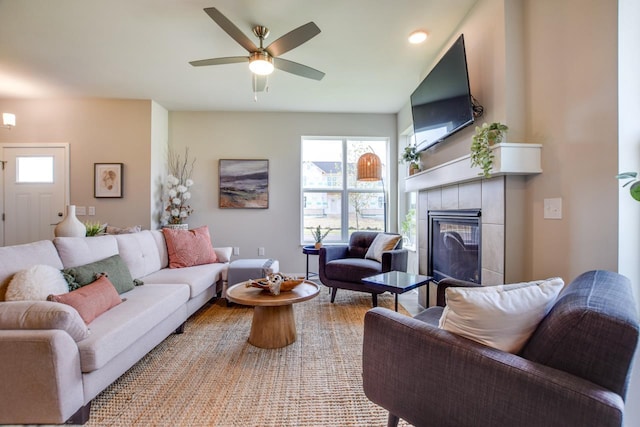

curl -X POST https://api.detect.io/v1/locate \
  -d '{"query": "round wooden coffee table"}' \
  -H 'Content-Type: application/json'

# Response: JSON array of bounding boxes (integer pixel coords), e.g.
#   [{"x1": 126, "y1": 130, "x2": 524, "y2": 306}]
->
[{"x1": 226, "y1": 280, "x2": 320, "y2": 349}]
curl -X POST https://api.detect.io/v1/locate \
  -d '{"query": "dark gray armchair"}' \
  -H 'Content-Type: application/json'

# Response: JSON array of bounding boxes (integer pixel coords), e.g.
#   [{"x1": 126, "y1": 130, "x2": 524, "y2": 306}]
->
[
  {"x1": 318, "y1": 231, "x2": 408, "y2": 306},
  {"x1": 363, "y1": 270, "x2": 639, "y2": 427}
]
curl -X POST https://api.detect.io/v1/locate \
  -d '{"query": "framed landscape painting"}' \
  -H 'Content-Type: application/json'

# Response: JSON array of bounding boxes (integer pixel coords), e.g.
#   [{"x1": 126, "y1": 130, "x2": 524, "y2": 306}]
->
[
  {"x1": 94, "y1": 163, "x2": 123, "y2": 198},
  {"x1": 219, "y1": 159, "x2": 269, "y2": 209}
]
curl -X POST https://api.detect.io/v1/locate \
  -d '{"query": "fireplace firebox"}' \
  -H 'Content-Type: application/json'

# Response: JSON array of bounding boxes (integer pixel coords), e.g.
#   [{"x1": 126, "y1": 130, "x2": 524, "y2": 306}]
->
[{"x1": 428, "y1": 209, "x2": 481, "y2": 283}]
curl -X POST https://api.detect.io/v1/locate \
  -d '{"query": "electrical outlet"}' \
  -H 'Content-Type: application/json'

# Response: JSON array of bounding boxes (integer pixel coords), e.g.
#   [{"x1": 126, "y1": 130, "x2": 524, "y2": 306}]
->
[
  {"x1": 76, "y1": 206, "x2": 86, "y2": 216},
  {"x1": 233, "y1": 247, "x2": 240, "y2": 256},
  {"x1": 258, "y1": 247, "x2": 265, "y2": 256},
  {"x1": 88, "y1": 206, "x2": 96, "y2": 216}
]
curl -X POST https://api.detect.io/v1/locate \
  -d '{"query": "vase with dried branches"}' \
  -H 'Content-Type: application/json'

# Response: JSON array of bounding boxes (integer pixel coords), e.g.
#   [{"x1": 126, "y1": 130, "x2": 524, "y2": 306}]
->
[{"x1": 162, "y1": 147, "x2": 195, "y2": 227}]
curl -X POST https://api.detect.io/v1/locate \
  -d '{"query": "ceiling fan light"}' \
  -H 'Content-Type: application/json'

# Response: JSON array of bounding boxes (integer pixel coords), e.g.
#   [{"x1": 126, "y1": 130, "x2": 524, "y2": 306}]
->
[{"x1": 249, "y1": 52, "x2": 274, "y2": 75}]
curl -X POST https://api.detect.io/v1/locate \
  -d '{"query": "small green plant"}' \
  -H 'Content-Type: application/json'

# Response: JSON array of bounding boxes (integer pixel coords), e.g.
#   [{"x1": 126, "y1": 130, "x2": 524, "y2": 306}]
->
[
  {"x1": 308, "y1": 225, "x2": 332, "y2": 243},
  {"x1": 84, "y1": 221, "x2": 105, "y2": 237},
  {"x1": 400, "y1": 143, "x2": 421, "y2": 174},
  {"x1": 616, "y1": 172, "x2": 640, "y2": 201},
  {"x1": 400, "y1": 209, "x2": 416, "y2": 245},
  {"x1": 470, "y1": 122, "x2": 509, "y2": 178},
  {"x1": 400, "y1": 209, "x2": 416, "y2": 236}
]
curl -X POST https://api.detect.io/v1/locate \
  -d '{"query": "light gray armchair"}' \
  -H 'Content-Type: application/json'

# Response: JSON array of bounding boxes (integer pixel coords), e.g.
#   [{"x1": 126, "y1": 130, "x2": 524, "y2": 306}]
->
[{"x1": 363, "y1": 270, "x2": 639, "y2": 427}]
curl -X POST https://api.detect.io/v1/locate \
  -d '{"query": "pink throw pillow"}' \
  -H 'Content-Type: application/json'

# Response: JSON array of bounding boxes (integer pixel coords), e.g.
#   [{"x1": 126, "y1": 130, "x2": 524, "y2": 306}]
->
[
  {"x1": 48, "y1": 275, "x2": 122, "y2": 324},
  {"x1": 162, "y1": 225, "x2": 218, "y2": 268}
]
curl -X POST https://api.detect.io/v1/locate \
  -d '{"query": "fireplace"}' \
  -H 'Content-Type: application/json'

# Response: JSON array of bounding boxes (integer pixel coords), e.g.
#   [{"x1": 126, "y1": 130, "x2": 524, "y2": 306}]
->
[{"x1": 428, "y1": 209, "x2": 481, "y2": 283}]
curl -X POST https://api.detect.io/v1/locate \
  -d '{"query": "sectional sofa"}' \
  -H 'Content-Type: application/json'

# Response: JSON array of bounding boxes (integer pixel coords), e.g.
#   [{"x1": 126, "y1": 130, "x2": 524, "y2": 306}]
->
[{"x1": 0, "y1": 229, "x2": 230, "y2": 424}]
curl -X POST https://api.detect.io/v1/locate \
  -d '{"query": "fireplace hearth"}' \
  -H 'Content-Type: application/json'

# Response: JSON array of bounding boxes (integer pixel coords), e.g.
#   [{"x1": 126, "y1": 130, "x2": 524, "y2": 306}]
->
[{"x1": 428, "y1": 209, "x2": 481, "y2": 283}]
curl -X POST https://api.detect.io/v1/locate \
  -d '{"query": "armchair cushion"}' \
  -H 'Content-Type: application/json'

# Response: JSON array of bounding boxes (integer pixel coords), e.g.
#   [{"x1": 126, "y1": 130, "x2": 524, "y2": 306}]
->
[
  {"x1": 439, "y1": 278, "x2": 564, "y2": 353},
  {"x1": 365, "y1": 234, "x2": 401, "y2": 262},
  {"x1": 324, "y1": 258, "x2": 382, "y2": 282}
]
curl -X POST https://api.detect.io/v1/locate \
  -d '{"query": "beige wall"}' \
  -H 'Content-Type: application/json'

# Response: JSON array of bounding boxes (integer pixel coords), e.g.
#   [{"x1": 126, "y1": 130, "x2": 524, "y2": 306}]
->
[
  {"x1": 169, "y1": 111, "x2": 397, "y2": 273},
  {"x1": 150, "y1": 101, "x2": 169, "y2": 229},
  {"x1": 523, "y1": 0, "x2": 618, "y2": 281},
  {"x1": 0, "y1": 98, "x2": 153, "y2": 229}
]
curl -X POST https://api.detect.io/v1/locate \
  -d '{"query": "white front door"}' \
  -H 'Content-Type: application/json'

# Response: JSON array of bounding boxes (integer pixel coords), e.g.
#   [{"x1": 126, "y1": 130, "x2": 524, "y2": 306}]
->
[{"x1": 2, "y1": 144, "x2": 69, "y2": 246}]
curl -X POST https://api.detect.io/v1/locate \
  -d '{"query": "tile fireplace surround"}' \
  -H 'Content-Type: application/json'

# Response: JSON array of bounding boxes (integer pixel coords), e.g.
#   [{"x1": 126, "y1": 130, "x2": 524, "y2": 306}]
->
[{"x1": 405, "y1": 143, "x2": 542, "y2": 308}]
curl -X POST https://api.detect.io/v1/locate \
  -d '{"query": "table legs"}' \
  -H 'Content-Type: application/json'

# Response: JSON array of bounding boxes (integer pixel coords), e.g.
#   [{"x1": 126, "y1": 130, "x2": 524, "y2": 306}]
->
[{"x1": 249, "y1": 305, "x2": 296, "y2": 349}]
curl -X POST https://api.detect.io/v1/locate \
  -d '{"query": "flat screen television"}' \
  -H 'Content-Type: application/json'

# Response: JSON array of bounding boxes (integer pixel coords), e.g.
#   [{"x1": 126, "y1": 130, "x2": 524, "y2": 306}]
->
[{"x1": 411, "y1": 34, "x2": 474, "y2": 152}]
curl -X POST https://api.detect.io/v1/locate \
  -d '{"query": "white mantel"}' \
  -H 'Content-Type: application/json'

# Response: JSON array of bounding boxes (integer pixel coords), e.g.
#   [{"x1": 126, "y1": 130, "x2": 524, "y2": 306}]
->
[{"x1": 405, "y1": 143, "x2": 542, "y2": 192}]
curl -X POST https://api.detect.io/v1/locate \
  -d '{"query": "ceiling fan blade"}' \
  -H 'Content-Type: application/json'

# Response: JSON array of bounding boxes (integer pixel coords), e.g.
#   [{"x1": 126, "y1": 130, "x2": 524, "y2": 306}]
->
[
  {"x1": 265, "y1": 22, "x2": 321, "y2": 57},
  {"x1": 189, "y1": 56, "x2": 248, "y2": 67},
  {"x1": 253, "y1": 75, "x2": 267, "y2": 93},
  {"x1": 203, "y1": 7, "x2": 257, "y2": 53},
  {"x1": 274, "y1": 58, "x2": 325, "y2": 81}
]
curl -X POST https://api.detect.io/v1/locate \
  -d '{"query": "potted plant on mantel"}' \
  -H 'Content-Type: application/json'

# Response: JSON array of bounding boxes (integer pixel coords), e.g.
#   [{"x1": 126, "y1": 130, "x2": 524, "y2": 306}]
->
[
  {"x1": 470, "y1": 122, "x2": 509, "y2": 178},
  {"x1": 309, "y1": 225, "x2": 332, "y2": 249},
  {"x1": 162, "y1": 147, "x2": 195, "y2": 229},
  {"x1": 401, "y1": 143, "x2": 421, "y2": 175}
]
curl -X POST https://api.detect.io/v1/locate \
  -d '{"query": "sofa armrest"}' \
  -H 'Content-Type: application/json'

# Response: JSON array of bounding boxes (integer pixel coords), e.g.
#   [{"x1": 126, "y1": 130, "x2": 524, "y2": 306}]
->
[
  {"x1": 0, "y1": 330, "x2": 84, "y2": 424},
  {"x1": 436, "y1": 277, "x2": 481, "y2": 307},
  {"x1": 381, "y1": 249, "x2": 408, "y2": 273},
  {"x1": 363, "y1": 308, "x2": 624, "y2": 427}
]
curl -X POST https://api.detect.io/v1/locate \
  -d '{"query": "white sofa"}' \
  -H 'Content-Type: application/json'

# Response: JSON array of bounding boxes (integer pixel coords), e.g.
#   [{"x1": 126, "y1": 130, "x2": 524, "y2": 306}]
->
[{"x1": 0, "y1": 230, "x2": 230, "y2": 424}]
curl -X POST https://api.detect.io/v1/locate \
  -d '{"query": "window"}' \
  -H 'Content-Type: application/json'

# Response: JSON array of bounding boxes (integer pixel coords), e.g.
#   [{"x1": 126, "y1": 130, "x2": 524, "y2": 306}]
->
[
  {"x1": 301, "y1": 137, "x2": 388, "y2": 243},
  {"x1": 399, "y1": 132, "x2": 417, "y2": 249},
  {"x1": 16, "y1": 156, "x2": 54, "y2": 183}
]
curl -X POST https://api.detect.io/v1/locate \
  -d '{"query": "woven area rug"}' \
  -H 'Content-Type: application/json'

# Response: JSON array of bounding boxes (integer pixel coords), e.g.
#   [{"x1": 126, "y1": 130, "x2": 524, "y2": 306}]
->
[{"x1": 86, "y1": 289, "x2": 413, "y2": 427}]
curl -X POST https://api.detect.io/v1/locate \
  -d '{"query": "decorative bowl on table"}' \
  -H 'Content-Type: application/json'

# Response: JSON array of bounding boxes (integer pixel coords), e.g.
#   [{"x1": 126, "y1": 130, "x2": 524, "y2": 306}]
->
[{"x1": 246, "y1": 273, "x2": 305, "y2": 295}]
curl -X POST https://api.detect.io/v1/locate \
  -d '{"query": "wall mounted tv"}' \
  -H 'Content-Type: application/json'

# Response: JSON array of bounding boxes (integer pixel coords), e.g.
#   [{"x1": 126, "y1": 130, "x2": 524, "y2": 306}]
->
[{"x1": 411, "y1": 34, "x2": 474, "y2": 153}]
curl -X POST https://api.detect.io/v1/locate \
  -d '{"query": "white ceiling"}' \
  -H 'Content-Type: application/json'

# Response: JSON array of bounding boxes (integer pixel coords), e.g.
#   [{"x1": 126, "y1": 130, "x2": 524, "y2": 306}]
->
[{"x1": 0, "y1": 0, "x2": 477, "y2": 114}]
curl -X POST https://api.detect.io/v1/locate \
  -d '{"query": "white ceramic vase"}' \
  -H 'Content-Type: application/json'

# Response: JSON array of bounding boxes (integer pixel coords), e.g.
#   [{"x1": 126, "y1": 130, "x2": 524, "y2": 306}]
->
[{"x1": 54, "y1": 205, "x2": 86, "y2": 237}]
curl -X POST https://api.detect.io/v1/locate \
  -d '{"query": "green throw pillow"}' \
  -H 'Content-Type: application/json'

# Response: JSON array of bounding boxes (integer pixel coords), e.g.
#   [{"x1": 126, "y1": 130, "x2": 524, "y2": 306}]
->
[{"x1": 62, "y1": 254, "x2": 140, "y2": 294}]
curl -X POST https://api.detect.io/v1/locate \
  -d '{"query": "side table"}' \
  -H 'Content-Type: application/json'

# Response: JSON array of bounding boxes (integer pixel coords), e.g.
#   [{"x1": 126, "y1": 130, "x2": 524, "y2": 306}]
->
[
  {"x1": 361, "y1": 271, "x2": 432, "y2": 312},
  {"x1": 302, "y1": 245, "x2": 320, "y2": 280}
]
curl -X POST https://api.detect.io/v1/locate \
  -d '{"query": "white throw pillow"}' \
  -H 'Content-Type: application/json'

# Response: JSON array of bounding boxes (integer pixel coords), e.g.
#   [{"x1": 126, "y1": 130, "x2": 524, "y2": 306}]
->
[
  {"x1": 5, "y1": 265, "x2": 69, "y2": 301},
  {"x1": 364, "y1": 234, "x2": 401, "y2": 263},
  {"x1": 438, "y1": 277, "x2": 565, "y2": 353}
]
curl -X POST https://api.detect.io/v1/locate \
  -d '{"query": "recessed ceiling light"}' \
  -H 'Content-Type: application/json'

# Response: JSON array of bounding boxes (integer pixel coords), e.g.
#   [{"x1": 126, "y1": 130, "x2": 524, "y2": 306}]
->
[{"x1": 408, "y1": 30, "x2": 428, "y2": 44}]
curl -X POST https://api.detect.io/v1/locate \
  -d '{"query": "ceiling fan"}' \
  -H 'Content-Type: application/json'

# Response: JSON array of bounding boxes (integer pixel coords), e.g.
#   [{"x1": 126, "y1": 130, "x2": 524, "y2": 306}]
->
[{"x1": 190, "y1": 7, "x2": 325, "y2": 93}]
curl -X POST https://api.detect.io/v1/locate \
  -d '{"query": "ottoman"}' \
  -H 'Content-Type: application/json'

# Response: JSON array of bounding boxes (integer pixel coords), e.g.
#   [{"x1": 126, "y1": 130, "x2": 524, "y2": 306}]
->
[{"x1": 225, "y1": 258, "x2": 280, "y2": 301}]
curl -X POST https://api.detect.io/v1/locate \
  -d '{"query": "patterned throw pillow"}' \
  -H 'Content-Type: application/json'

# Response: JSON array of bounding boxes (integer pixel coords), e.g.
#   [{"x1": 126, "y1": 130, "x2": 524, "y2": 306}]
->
[
  {"x1": 162, "y1": 225, "x2": 218, "y2": 269},
  {"x1": 48, "y1": 274, "x2": 122, "y2": 324}
]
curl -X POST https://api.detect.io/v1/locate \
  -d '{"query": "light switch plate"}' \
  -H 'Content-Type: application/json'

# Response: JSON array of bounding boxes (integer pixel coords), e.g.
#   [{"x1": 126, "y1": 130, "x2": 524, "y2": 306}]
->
[{"x1": 543, "y1": 198, "x2": 562, "y2": 219}]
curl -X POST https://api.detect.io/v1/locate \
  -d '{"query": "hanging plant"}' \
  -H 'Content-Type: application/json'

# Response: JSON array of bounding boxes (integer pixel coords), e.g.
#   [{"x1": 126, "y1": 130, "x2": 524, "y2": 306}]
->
[
  {"x1": 616, "y1": 172, "x2": 640, "y2": 201},
  {"x1": 470, "y1": 122, "x2": 508, "y2": 178}
]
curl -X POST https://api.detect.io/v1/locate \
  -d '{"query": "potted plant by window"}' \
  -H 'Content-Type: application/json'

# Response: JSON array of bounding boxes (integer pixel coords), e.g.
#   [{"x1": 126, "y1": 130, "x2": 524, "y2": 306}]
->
[
  {"x1": 401, "y1": 143, "x2": 421, "y2": 175},
  {"x1": 616, "y1": 172, "x2": 640, "y2": 201},
  {"x1": 162, "y1": 147, "x2": 195, "y2": 229},
  {"x1": 309, "y1": 225, "x2": 332, "y2": 249},
  {"x1": 470, "y1": 122, "x2": 509, "y2": 178}
]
